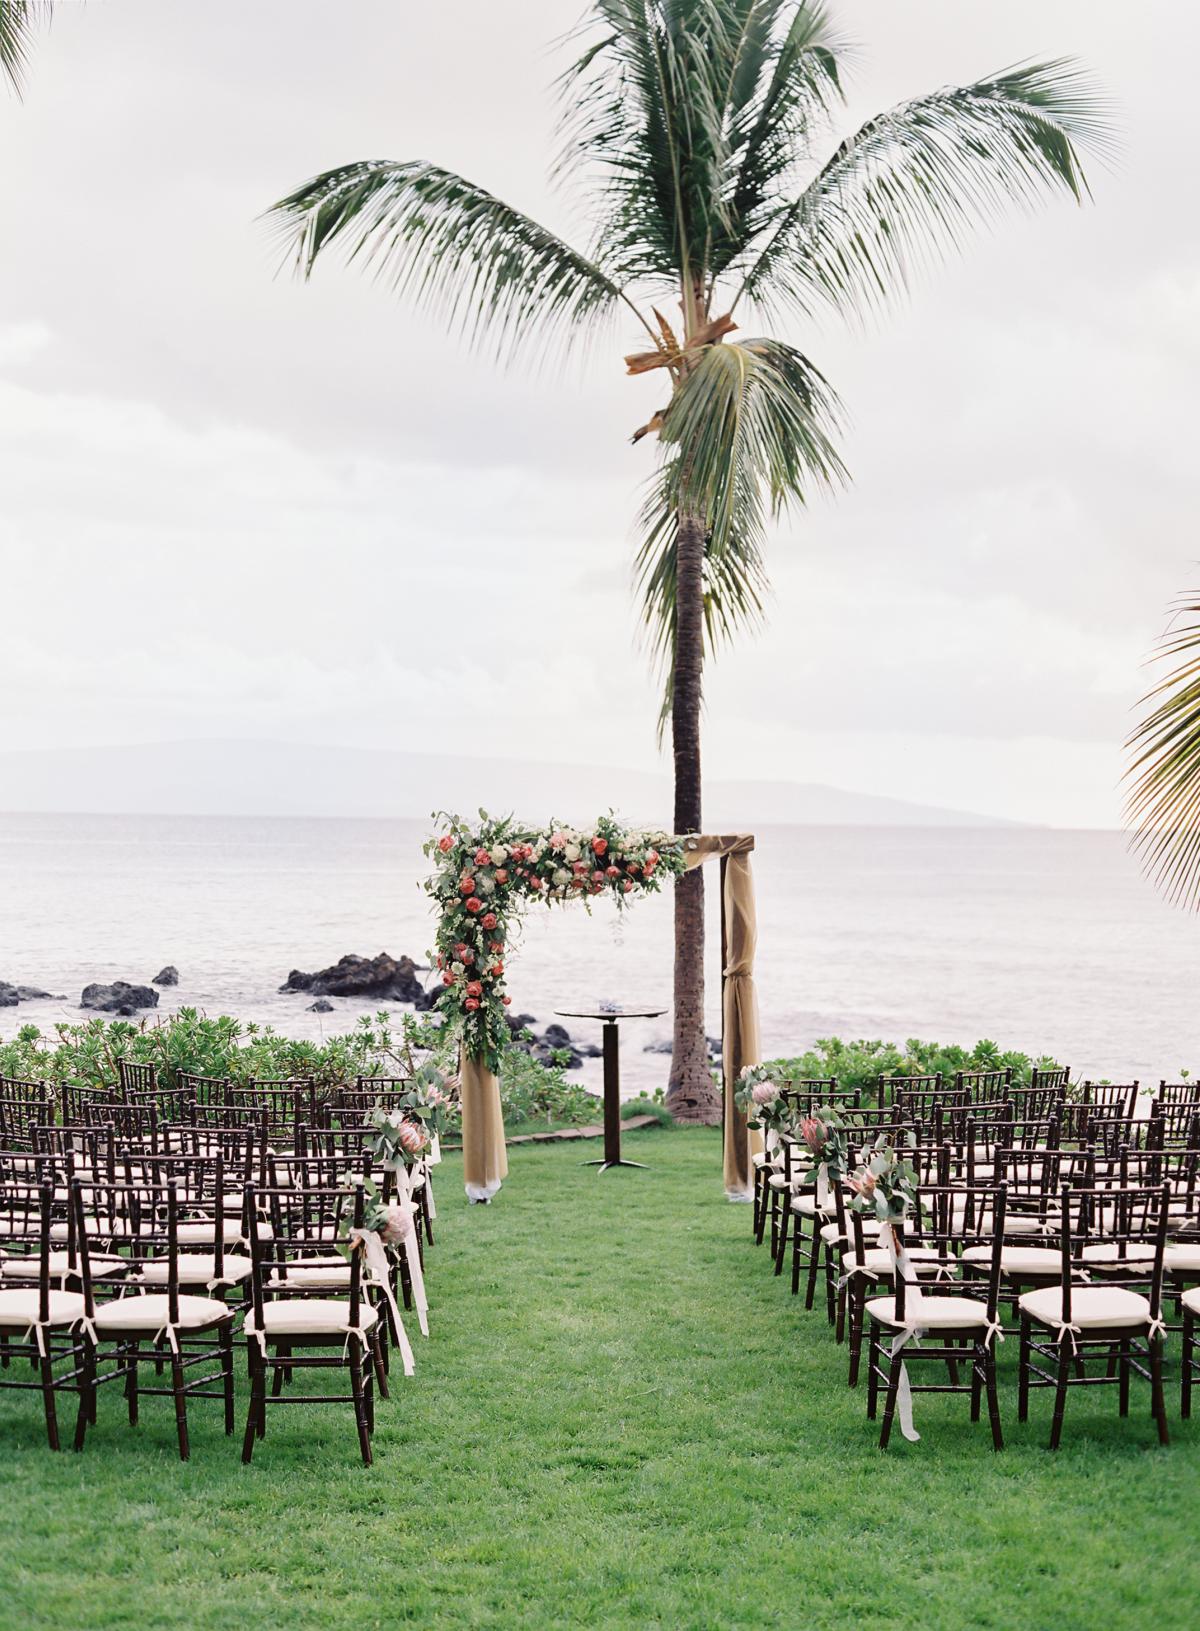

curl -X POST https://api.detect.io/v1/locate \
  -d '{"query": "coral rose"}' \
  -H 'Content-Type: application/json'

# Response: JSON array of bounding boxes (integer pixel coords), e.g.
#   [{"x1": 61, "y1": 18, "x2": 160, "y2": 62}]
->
[
  {"x1": 465, "y1": 980, "x2": 483, "y2": 998},
  {"x1": 481, "y1": 911, "x2": 498, "y2": 929},
  {"x1": 605, "y1": 865, "x2": 620, "y2": 879},
  {"x1": 474, "y1": 848, "x2": 491, "y2": 866},
  {"x1": 465, "y1": 897, "x2": 483, "y2": 914},
  {"x1": 591, "y1": 836, "x2": 608, "y2": 856},
  {"x1": 494, "y1": 868, "x2": 509, "y2": 884},
  {"x1": 437, "y1": 834, "x2": 454, "y2": 853},
  {"x1": 464, "y1": 997, "x2": 479, "y2": 1011},
  {"x1": 459, "y1": 875, "x2": 476, "y2": 895}
]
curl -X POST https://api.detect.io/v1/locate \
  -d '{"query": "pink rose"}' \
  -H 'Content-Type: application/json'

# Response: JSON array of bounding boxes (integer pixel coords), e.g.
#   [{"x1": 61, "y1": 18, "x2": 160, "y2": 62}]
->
[
  {"x1": 549, "y1": 831, "x2": 568, "y2": 851},
  {"x1": 591, "y1": 837, "x2": 608, "y2": 856},
  {"x1": 474, "y1": 848, "x2": 491, "y2": 866},
  {"x1": 465, "y1": 897, "x2": 483, "y2": 914},
  {"x1": 437, "y1": 835, "x2": 454, "y2": 853}
]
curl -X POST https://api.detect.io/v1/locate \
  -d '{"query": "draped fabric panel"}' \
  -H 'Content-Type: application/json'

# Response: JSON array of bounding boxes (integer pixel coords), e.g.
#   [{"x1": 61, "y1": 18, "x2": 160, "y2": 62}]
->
[
  {"x1": 460, "y1": 1053, "x2": 508, "y2": 1202},
  {"x1": 683, "y1": 834, "x2": 761, "y2": 1199}
]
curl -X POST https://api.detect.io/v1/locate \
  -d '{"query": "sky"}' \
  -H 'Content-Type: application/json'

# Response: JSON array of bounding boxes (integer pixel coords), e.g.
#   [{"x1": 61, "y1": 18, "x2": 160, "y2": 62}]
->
[{"x1": 0, "y1": 0, "x2": 1195, "y2": 828}]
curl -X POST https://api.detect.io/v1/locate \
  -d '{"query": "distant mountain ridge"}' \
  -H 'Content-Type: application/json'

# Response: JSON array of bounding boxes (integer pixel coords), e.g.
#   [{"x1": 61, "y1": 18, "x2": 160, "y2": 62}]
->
[{"x1": 0, "y1": 740, "x2": 1019, "y2": 828}]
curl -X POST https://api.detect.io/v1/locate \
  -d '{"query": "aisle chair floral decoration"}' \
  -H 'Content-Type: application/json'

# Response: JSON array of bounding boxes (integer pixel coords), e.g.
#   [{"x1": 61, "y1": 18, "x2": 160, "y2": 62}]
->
[
  {"x1": 338, "y1": 1173, "x2": 427, "y2": 1370},
  {"x1": 423, "y1": 813, "x2": 686, "y2": 1071},
  {"x1": 797, "y1": 1106, "x2": 851, "y2": 1211},
  {"x1": 848, "y1": 1135, "x2": 925, "y2": 1441}
]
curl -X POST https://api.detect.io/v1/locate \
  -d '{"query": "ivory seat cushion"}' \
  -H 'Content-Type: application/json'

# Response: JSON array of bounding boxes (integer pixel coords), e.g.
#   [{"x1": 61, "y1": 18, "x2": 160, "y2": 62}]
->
[
  {"x1": 792, "y1": 1194, "x2": 834, "y2": 1216},
  {"x1": 137, "y1": 1253, "x2": 252, "y2": 1286},
  {"x1": 865, "y1": 1294, "x2": 994, "y2": 1331},
  {"x1": 1182, "y1": 1286, "x2": 1200, "y2": 1315},
  {"x1": 820, "y1": 1218, "x2": 882, "y2": 1243},
  {"x1": 0, "y1": 1288, "x2": 87, "y2": 1329},
  {"x1": 267, "y1": 1264, "x2": 352, "y2": 1291},
  {"x1": 243, "y1": 1299, "x2": 379, "y2": 1339},
  {"x1": 842, "y1": 1246, "x2": 952, "y2": 1278},
  {"x1": 1165, "y1": 1244, "x2": 1200, "y2": 1273},
  {"x1": 962, "y1": 1244, "x2": 1061, "y2": 1276},
  {"x1": 1079, "y1": 1242, "x2": 1156, "y2": 1267},
  {"x1": 1019, "y1": 1285, "x2": 1151, "y2": 1331},
  {"x1": 93, "y1": 1293, "x2": 232, "y2": 1333},
  {"x1": 0, "y1": 1251, "x2": 128, "y2": 1282}
]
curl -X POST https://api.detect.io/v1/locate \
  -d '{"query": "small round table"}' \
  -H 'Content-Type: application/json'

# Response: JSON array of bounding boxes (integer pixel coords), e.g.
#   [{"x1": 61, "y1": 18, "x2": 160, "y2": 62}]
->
[{"x1": 555, "y1": 1006, "x2": 666, "y2": 1172}]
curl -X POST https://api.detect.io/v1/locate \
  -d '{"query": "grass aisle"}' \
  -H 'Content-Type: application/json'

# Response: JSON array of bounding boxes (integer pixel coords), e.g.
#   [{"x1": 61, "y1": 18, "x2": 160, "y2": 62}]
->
[{"x1": 2, "y1": 1127, "x2": 1197, "y2": 1629}]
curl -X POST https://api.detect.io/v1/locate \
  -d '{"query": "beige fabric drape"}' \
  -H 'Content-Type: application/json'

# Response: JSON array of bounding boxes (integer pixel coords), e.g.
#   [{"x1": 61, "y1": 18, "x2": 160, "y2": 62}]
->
[
  {"x1": 684, "y1": 834, "x2": 761, "y2": 1199},
  {"x1": 460, "y1": 1053, "x2": 508, "y2": 1201}
]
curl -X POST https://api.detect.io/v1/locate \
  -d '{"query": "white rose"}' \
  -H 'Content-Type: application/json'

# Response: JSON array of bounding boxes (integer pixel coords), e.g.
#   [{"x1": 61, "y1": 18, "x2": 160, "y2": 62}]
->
[
  {"x1": 478, "y1": 874, "x2": 496, "y2": 894},
  {"x1": 491, "y1": 845, "x2": 508, "y2": 864},
  {"x1": 564, "y1": 843, "x2": 581, "y2": 862},
  {"x1": 451, "y1": 961, "x2": 465, "y2": 975},
  {"x1": 553, "y1": 868, "x2": 570, "y2": 886}
]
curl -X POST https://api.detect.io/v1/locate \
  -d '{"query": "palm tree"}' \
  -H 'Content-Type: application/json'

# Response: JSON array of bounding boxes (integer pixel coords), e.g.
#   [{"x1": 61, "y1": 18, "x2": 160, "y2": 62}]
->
[
  {"x1": 266, "y1": 2, "x2": 1106, "y2": 1121},
  {"x1": 0, "y1": 0, "x2": 49, "y2": 97},
  {"x1": 1126, "y1": 595, "x2": 1200, "y2": 907}
]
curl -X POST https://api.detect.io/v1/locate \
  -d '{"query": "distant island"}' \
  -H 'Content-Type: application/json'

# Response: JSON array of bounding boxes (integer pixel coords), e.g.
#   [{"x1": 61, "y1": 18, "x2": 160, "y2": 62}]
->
[{"x1": 0, "y1": 739, "x2": 1019, "y2": 828}]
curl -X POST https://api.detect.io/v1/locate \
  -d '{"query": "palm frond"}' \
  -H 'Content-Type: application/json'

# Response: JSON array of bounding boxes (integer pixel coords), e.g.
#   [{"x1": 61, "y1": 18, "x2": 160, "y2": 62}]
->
[
  {"x1": 733, "y1": 59, "x2": 1113, "y2": 322},
  {"x1": 635, "y1": 332, "x2": 844, "y2": 730},
  {"x1": 263, "y1": 159, "x2": 643, "y2": 363},
  {"x1": 1125, "y1": 594, "x2": 1200, "y2": 909},
  {"x1": 0, "y1": 0, "x2": 51, "y2": 98}
]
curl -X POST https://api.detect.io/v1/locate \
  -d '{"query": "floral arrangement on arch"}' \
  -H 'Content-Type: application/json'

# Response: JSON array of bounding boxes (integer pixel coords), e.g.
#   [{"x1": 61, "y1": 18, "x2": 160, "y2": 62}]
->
[{"x1": 424, "y1": 813, "x2": 686, "y2": 1070}]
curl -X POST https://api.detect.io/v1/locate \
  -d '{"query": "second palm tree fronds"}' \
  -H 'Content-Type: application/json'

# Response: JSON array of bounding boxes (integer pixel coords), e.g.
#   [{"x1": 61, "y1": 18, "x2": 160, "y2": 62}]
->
[{"x1": 1126, "y1": 593, "x2": 1200, "y2": 908}]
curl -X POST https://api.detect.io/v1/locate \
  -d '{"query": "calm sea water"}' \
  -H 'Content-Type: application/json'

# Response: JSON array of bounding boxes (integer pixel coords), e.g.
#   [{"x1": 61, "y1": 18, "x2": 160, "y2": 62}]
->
[{"x1": 1, "y1": 814, "x2": 1196, "y2": 1096}]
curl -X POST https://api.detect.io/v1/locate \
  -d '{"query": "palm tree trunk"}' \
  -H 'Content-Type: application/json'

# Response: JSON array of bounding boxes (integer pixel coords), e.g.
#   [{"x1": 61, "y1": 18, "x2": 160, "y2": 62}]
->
[{"x1": 665, "y1": 509, "x2": 721, "y2": 1123}]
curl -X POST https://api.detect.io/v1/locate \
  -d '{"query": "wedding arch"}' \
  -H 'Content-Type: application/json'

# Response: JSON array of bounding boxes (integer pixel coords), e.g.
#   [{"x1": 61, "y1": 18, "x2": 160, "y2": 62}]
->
[{"x1": 424, "y1": 815, "x2": 761, "y2": 1201}]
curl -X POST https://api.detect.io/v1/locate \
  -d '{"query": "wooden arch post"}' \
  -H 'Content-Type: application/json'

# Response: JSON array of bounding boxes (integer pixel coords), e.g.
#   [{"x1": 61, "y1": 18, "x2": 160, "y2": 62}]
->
[{"x1": 682, "y1": 833, "x2": 761, "y2": 1200}]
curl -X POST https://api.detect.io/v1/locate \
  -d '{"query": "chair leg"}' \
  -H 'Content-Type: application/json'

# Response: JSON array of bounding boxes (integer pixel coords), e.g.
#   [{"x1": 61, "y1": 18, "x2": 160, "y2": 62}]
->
[
  {"x1": 1018, "y1": 1319, "x2": 1031, "y2": 1423},
  {"x1": 271, "y1": 1342, "x2": 289, "y2": 1396},
  {"x1": 866, "y1": 1325, "x2": 880, "y2": 1420},
  {"x1": 348, "y1": 1340, "x2": 373, "y2": 1467},
  {"x1": 848, "y1": 1284, "x2": 864, "y2": 1388},
  {"x1": 39, "y1": 1350, "x2": 61, "y2": 1452},
  {"x1": 970, "y1": 1343, "x2": 983, "y2": 1422},
  {"x1": 1048, "y1": 1341, "x2": 1072, "y2": 1450},
  {"x1": 1183, "y1": 1309, "x2": 1195, "y2": 1420},
  {"x1": 124, "y1": 1343, "x2": 139, "y2": 1427},
  {"x1": 73, "y1": 1342, "x2": 94, "y2": 1453},
  {"x1": 774, "y1": 1202, "x2": 790, "y2": 1276},
  {"x1": 220, "y1": 1325, "x2": 235, "y2": 1435},
  {"x1": 1149, "y1": 1334, "x2": 1169, "y2": 1447},
  {"x1": 790, "y1": 1224, "x2": 803, "y2": 1296},
  {"x1": 1118, "y1": 1339, "x2": 1130, "y2": 1417},
  {"x1": 879, "y1": 1345, "x2": 903, "y2": 1451},
  {"x1": 371, "y1": 1330, "x2": 389, "y2": 1401},
  {"x1": 242, "y1": 1352, "x2": 263, "y2": 1464},
  {"x1": 985, "y1": 1345, "x2": 1004, "y2": 1450},
  {"x1": 170, "y1": 1351, "x2": 190, "y2": 1462},
  {"x1": 804, "y1": 1232, "x2": 823, "y2": 1310}
]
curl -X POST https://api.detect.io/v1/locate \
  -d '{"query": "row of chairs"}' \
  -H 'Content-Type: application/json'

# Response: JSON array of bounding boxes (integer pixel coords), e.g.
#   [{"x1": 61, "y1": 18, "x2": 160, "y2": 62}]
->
[
  {"x1": 0, "y1": 1074, "x2": 436, "y2": 1464},
  {"x1": 750, "y1": 1073, "x2": 1200, "y2": 1449}
]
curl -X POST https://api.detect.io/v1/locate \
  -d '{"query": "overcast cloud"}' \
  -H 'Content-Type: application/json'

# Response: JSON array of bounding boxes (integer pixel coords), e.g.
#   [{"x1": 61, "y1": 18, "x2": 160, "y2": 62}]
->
[{"x1": 1, "y1": 0, "x2": 1196, "y2": 826}]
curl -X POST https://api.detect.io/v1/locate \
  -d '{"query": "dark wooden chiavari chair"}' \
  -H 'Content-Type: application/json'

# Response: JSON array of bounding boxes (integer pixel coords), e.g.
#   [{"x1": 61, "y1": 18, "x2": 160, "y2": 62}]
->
[
  {"x1": 176, "y1": 1071, "x2": 229, "y2": 1110},
  {"x1": 116, "y1": 1059, "x2": 157, "y2": 1097},
  {"x1": 0, "y1": 1181, "x2": 94, "y2": 1450},
  {"x1": 75, "y1": 1176, "x2": 236, "y2": 1459},
  {"x1": 864, "y1": 1183, "x2": 1007, "y2": 1450},
  {"x1": 0, "y1": 1075, "x2": 54, "y2": 1149},
  {"x1": 1017, "y1": 1181, "x2": 1170, "y2": 1448},
  {"x1": 224, "y1": 1080, "x2": 315, "y2": 1148},
  {"x1": 954, "y1": 1067, "x2": 1014, "y2": 1102},
  {"x1": 242, "y1": 1180, "x2": 387, "y2": 1466},
  {"x1": 57, "y1": 1080, "x2": 118, "y2": 1126},
  {"x1": 882, "y1": 1073, "x2": 948, "y2": 1120},
  {"x1": 1031, "y1": 1065, "x2": 1071, "y2": 1094},
  {"x1": 752, "y1": 1077, "x2": 840, "y2": 1249},
  {"x1": 1157, "y1": 1080, "x2": 1200, "y2": 1108}
]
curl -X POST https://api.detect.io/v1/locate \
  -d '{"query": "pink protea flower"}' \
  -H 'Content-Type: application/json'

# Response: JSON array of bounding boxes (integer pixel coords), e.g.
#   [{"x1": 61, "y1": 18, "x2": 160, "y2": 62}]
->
[
  {"x1": 799, "y1": 1116, "x2": 827, "y2": 1154},
  {"x1": 395, "y1": 1120, "x2": 430, "y2": 1158},
  {"x1": 750, "y1": 1081, "x2": 779, "y2": 1107},
  {"x1": 849, "y1": 1170, "x2": 878, "y2": 1200},
  {"x1": 379, "y1": 1204, "x2": 414, "y2": 1246}
]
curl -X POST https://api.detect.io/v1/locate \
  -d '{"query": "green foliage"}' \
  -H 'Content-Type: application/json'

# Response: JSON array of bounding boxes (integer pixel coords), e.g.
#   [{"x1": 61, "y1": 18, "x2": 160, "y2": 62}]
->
[
  {"x1": 763, "y1": 1035, "x2": 1063, "y2": 1099},
  {"x1": 497, "y1": 1045, "x2": 602, "y2": 1129},
  {"x1": 620, "y1": 1095, "x2": 675, "y2": 1127},
  {"x1": 1126, "y1": 590, "x2": 1200, "y2": 907}
]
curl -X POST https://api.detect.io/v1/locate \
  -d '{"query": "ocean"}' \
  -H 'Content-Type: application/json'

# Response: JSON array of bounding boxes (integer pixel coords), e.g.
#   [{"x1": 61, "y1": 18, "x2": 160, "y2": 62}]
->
[{"x1": 1, "y1": 813, "x2": 1196, "y2": 1096}]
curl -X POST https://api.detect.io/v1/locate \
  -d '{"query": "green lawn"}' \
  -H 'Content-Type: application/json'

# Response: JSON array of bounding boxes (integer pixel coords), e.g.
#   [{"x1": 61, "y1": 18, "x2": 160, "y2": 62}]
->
[{"x1": 2, "y1": 1127, "x2": 1197, "y2": 1630}]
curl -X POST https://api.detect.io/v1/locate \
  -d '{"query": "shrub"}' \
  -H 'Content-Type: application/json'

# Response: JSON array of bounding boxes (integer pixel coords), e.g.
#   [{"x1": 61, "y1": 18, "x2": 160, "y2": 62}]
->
[{"x1": 762, "y1": 1036, "x2": 1063, "y2": 1100}]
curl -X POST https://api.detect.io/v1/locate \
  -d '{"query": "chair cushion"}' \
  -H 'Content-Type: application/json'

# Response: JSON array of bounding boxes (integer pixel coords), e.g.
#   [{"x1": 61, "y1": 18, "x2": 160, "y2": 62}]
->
[
  {"x1": 93, "y1": 1293, "x2": 232, "y2": 1333},
  {"x1": 1182, "y1": 1285, "x2": 1200, "y2": 1316},
  {"x1": 267, "y1": 1264, "x2": 352, "y2": 1291},
  {"x1": 243, "y1": 1299, "x2": 379, "y2": 1338},
  {"x1": 1165, "y1": 1244, "x2": 1200, "y2": 1273},
  {"x1": 962, "y1": 1244, "x2": 1061, "y2": 1276},
  {"x1": 820, "y1": 1218, "x2": 882, "y2": 1243},
  {"x1": 137, "y1": 1254, "x2": 252, "y2": 1287},
  {"x1": 0, "y1": 1288, "x2": 87, "y2": 1329},
  {"x1": 1079, "y1": 1242, "x2": 1157, "y2": 1267},
  {"x1": 865, "y1": 1295, "x2": 993, "y2": 1330},
  {"x1": 1019, "y1": 1285, "x2": 1151, "y2": 1331},
  {"x1": 842, "y1": 1247, "x2": 952, "y2": 1279},
  {"x1": 0, "y1": 1251, "x2": 128, "y2": 1282}
]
